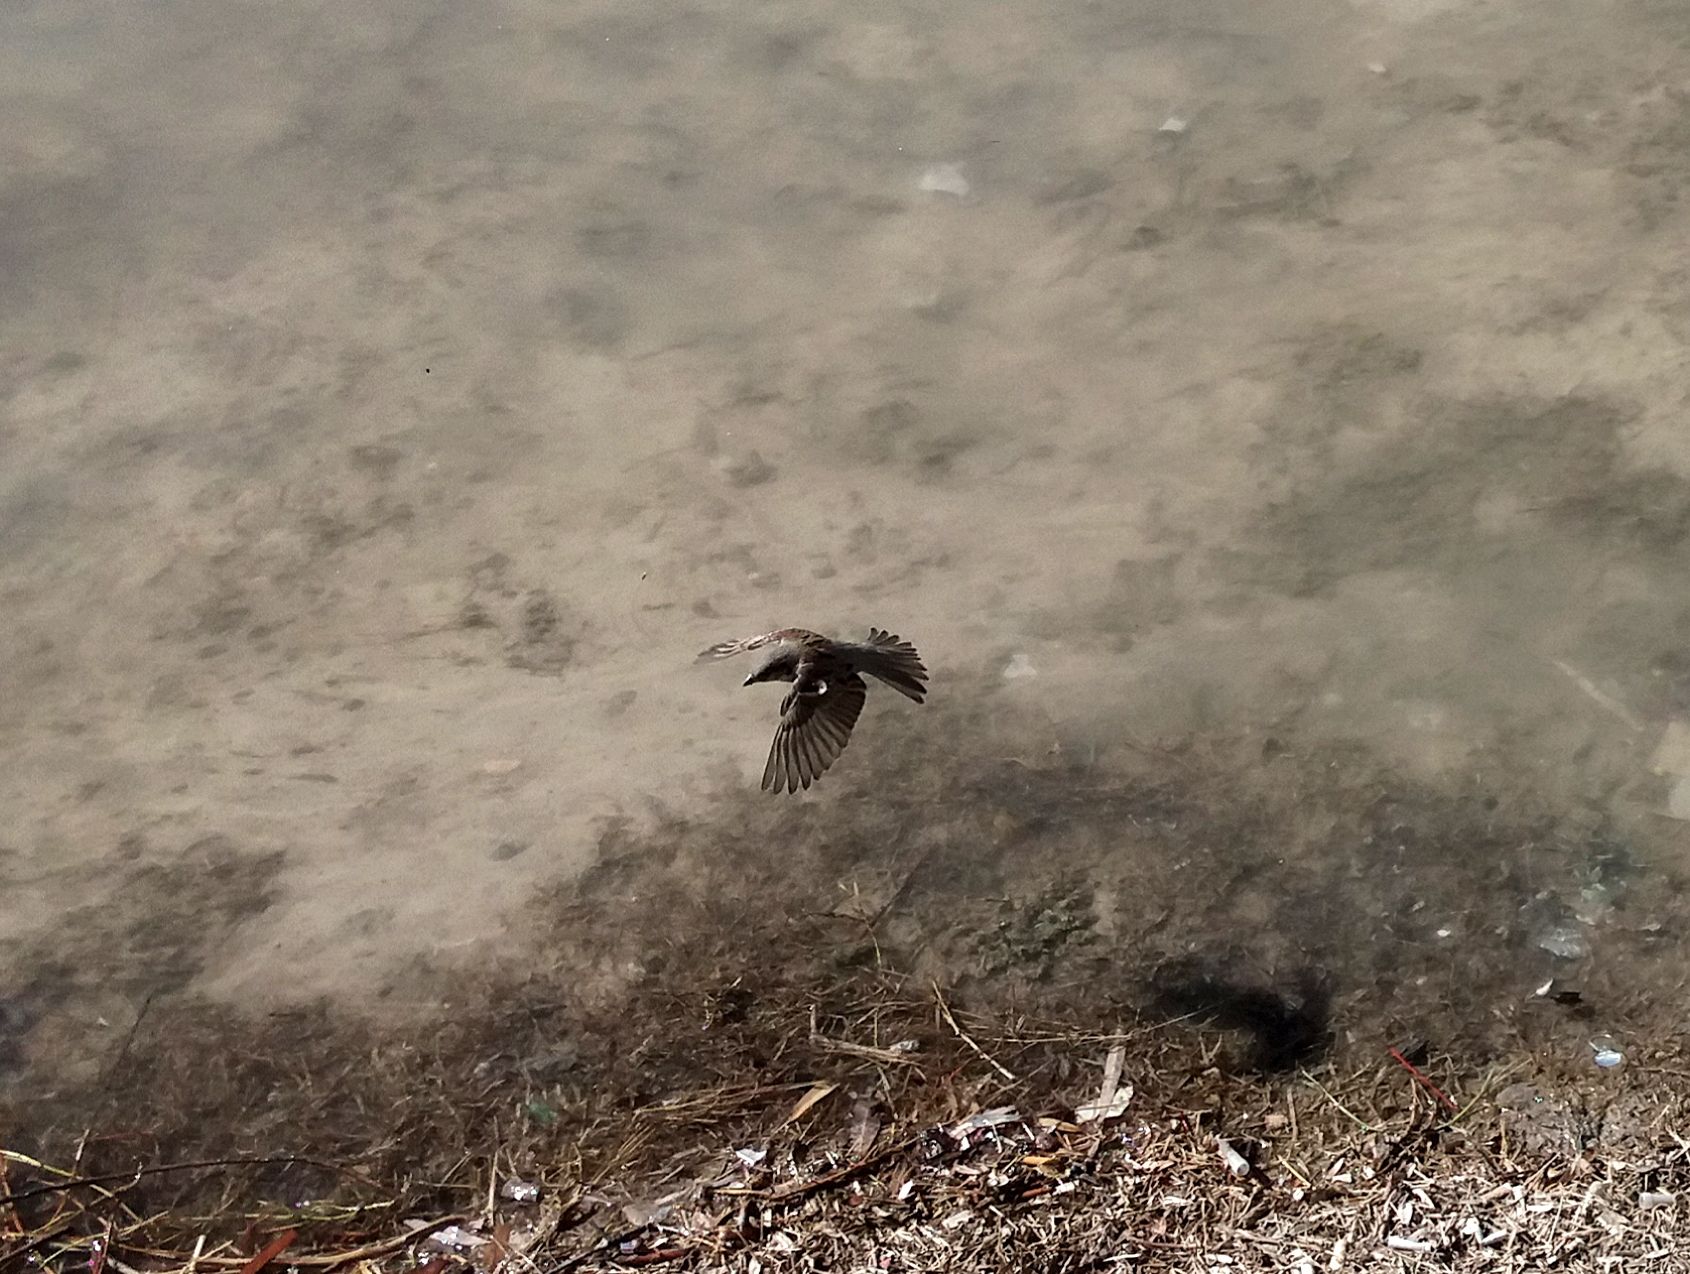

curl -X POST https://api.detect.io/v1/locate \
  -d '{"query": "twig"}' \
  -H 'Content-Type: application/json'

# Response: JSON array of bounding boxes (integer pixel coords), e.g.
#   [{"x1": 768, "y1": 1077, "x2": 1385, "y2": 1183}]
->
[
  {"x1": 99, "y1": 994, "x2": 155, "y2": 1095},
  {"x1": 715, "y1": 1136, "x2": 921, "y2": 1202},
  {"x1": 1300, "y1": 1071, "x2": 1370, "y2": 1131},
  {"x1": 556, "y1": 1223, "x2": 654, "y2": 1273},
  {"x1": 237, "y1": 1228, "x2": 296, "y2": 1274},
  {"x1": 932, "y1": 983, "x2": 1017, "y2": 1082},
  {"x1": 0, "y1": 1154, "x2": 366, "y2": 1208},
  {"x1": 1387, "y1": 1047, "x2": 1460, "y2": 1116},
  {"x1": 808, "y1": 1033, "x2": 923, "y2": 1068},
  {"x1": 90, "y1": 1215, "x2": 116, "y2": 1274},
  {"x1": 190, "y1": 1214, "x2": 467, "y2": 1269}
]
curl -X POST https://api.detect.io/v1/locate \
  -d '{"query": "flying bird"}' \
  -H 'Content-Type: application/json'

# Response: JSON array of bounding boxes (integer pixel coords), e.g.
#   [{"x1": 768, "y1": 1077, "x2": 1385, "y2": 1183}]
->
[{"x1": 697, "y1": 626, "x2": 928, "y2": 793}]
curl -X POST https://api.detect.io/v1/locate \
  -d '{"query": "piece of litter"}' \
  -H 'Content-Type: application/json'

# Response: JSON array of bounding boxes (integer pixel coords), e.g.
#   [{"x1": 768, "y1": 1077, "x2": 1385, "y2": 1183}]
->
[
  {"x1": 481, "y1": 758, "x2": 522, "y2": 776},
  {"x1": 1639, "y1": 1190, "x2": 1677, "y2": 1210},
  {"x1": 918, "y1": 163, "x2": 970, "y2": 198},
  {"x1": 1667, "y1": 774, "x2": 1690, "y2": 821},
  {"x1": 1216, "y1": 1138, "x2": 1251, "y2": 1178},
  {"x1": 1076, "y1": 1044, "x2": 1131, "y2": 1123},
  {"x1": 888, "y1": 1038, "x2": 922, "y2": 1053},
  {"x1": 1536, "y1": 924, "x2": 1588, "y2": 960},
  {"x1": 1463, "y1": 1218, "x2": 1506, "y2": 1247},
  {"x1": 1158, "y1": 116, "x2": 1188, "y2": 134},
  {"x1": 1574, "y1": 884, "x2": 1614, "y2": 925},
  {"x1": 849, "y1": 1098, "x2": 882, "y2": 1159},
  {"x1": 786, "y1": 1081, "x2": 839, "y2": 1123},
  {"x1": 621, "y1": 1193, "x2": 681, "y2": 1227},
  {"x1": 1649, "y1": 720, "x2": 1690, "y2": 775},
  {"x1": 1073, "y1": 1085, "x2": 1132, "y2": 1123},
  {"x1": 1002, "y1": 652, "x2": 1038, "y2": 680},
  {"x1": 1551, "y1": 659, "x2": 1643, "y2": 730},
  {"x1": 951, "y1": 1107, "x2": 1021, "y2": 1140},
  {"x1": 896, "y1": 1180, "x2": 915, "y2": 1202},
  {"x1": 1591, "y1": 1044, "x2": 1624, "y2": 1069},
  {"x1": 735, "y1": 1147, "x2": 769, "y2": 1168},
  {"x1": 1385, "y1": 1236, "x2": 1433, "y2": 1253},
  {"x1": 499, "y1": 1178, "x2": 539, "y2": 1203},
  {"x1": 1367, "y1": 62, "x2": 1388, "y2": 75},
  {"x1": 942, "y1": 1209, "x2": 974, "y2": 1230},
  {"x1": 428, "y1": 1226, "x2": 489, "y2": 1252},
  {"x1": 1534, "y1": 978, "x2": 1555, "y2": 998},
  {"x1": 714, "y1": 450, "x2": 776, "y2": 488}
]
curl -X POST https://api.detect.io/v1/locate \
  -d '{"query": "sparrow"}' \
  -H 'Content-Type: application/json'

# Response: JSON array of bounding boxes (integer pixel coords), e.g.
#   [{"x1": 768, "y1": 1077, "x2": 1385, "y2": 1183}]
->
[{"x1": 698, "y1": 626, "x2": 928, "y2": 794}]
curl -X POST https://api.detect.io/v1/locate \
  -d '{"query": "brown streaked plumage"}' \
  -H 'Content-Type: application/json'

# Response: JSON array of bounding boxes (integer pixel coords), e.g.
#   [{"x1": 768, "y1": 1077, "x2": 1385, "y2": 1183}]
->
[{"x1": 697, "y1": 626, "x2": 928, "y2": 793}]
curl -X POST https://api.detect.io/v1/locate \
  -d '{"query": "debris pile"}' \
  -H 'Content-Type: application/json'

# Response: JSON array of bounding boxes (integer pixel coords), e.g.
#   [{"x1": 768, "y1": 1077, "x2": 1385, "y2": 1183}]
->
[{"x1": 7, "y1": 1008, "x2": 1689, "y2": 1272}]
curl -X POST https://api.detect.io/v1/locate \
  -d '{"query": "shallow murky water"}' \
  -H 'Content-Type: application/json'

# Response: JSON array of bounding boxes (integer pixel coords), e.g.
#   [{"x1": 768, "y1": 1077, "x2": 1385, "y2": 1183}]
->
[{"x1": 4, "y1": 0, "x2": 1690, "y2": 1140}]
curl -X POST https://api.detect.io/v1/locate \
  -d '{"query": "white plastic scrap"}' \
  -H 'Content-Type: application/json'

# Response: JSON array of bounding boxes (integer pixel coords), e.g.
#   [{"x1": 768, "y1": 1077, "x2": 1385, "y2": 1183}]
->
[
  {"x1": 428, "y1": 1225, "x2": 490, "y2": 1252},
  {"x1": 1076, "y1": 1044, "x2": 1131, "y2": 1123},
  {"x1": 735, "y1": 1147, "x2": 769, "y2": 1168},
  {"x1": 1216, "y1": 1137, "x2": 1250, "y2": 1178},
  {"x1": 949, "y1": 1106, "x2": 1020, "y2": 1141},
  {"x1": 1461, "y1": 1218, "x2": 1509, "y2": 1248},
  {"x1": 918, "y1": 163, "x2": 970, "y2": 198},
  {"x1": 1640, "y1": 1190, "x2": 1677, "y2": 1210},
  {"x1": 1158, "y1": 116, "x2": 1189, "y2": 134},
  {"x1": 499, "y1": 1177, "x2": 540, "y2": 1203},
  {"x1": 1002, "y1": 652, "x2": 1039, "y2": 681}
]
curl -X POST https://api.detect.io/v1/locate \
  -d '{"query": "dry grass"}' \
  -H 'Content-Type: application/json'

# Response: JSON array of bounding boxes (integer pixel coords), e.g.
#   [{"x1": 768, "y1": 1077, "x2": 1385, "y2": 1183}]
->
[
  {"x1": 6, "y1": 972, "x2": 1689, "y2": 1273},
  {"x1": 8, "y1": 738, "x2": 1689, "y2": 1270}
]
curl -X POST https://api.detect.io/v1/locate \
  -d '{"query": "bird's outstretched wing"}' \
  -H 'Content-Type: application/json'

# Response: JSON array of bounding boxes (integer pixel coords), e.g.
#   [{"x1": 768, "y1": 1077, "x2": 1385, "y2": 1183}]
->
[
  {"x1": 696, "y1": 629, "x2": 814, "y2": 662},
  {"x1": 762, "y1": 673, "x2": 868, "y2": 793},
  {"x1": 698, "y1": 637, "x2": 759, "y2": 661}
]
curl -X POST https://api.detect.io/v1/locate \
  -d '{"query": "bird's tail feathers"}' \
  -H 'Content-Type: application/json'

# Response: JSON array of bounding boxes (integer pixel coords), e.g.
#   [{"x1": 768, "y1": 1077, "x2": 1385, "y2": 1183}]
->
[{"x1": 853, "y1": 628, "x2": 928, "y2": 702}]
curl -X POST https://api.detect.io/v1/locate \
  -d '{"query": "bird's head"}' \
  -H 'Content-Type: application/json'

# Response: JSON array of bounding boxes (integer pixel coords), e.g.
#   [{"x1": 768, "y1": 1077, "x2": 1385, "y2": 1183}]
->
[{"x1": 742, "y1": 657, "x2": 784, "y2": 687}]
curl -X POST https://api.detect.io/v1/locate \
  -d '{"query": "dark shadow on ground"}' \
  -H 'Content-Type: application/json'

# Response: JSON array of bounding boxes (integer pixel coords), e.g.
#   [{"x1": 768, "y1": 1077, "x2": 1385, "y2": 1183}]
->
[{"x1": 3, "y1": 690, "x2": 1685, "y2": 1236}]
